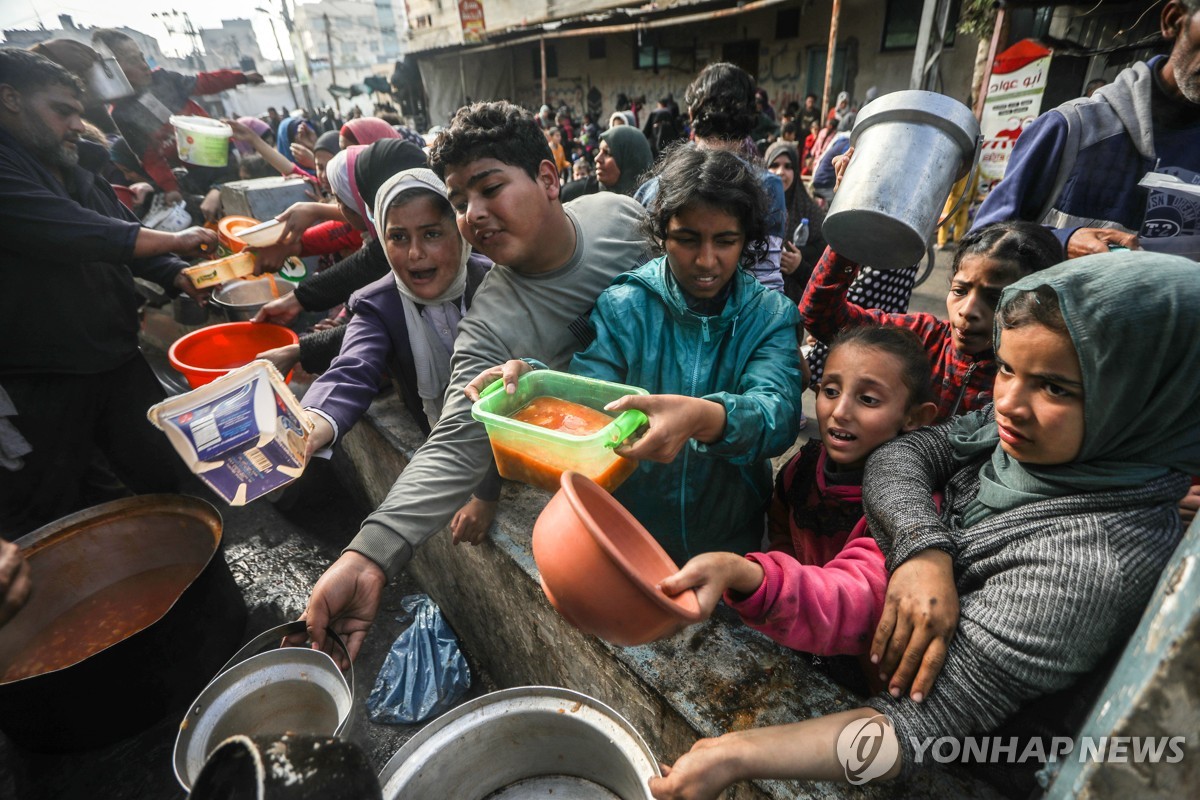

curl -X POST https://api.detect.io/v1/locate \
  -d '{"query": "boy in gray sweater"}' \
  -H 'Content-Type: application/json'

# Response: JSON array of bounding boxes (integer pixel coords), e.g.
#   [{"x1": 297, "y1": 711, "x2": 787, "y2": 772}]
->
[{"x1": 294, "y1": 102, "x2": 650, "y2": 662}]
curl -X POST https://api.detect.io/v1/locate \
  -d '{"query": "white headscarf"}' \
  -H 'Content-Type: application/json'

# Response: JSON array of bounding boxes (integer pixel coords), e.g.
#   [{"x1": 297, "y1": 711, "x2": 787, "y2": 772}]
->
[
  {"x1": 373, "y1": 167, "x2": 469, "y2": 304},
  {"x1": 373, "y1": 167, "x2": 472, "y2": 422},
  {"x1": 325, "y1": 148, "x2": 357, "y2": 210}
]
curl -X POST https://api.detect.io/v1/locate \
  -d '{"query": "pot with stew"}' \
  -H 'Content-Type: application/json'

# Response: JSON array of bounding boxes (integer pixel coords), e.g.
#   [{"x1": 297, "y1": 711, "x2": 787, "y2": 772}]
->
[{"x1": 0, "y1": 494, "x2": 246, "y2": 751}]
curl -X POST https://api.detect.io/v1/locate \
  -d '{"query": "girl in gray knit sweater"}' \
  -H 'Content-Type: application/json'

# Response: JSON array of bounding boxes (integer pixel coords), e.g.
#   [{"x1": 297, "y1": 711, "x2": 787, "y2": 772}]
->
[{"x1": 650, "y1": 251, "x2": 1200, "y2": 798}]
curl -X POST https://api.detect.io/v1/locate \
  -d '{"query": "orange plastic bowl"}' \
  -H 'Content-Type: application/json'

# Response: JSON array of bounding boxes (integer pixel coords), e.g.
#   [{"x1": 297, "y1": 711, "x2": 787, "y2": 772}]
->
[
  {"x1": 168, "y1": 322, "x2": 298, "y2": 388},
  {"x1": 532, "y1": 472, "x2": 703, "y2": 646},
  {"x1": 217, "y1": 216, "x2": 260, "y2": 253}
]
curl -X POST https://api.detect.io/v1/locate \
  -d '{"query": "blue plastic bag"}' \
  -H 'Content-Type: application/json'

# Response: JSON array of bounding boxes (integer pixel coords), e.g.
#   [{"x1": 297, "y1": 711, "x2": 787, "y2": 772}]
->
[{"x1": 367, "y1": 594, "x2": 471, "y2": 724}]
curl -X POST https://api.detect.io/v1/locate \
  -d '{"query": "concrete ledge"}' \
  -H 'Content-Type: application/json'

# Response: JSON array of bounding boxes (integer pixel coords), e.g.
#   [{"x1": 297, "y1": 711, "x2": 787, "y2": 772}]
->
[{"x1": 333, "y1": 394, "x2": 1001, "y2": 799}]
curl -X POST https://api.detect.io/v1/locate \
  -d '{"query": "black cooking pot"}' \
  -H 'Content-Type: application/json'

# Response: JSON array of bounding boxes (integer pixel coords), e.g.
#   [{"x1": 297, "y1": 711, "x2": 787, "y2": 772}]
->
[{"x1": 0, "y1": 495, "x2": 246, "y2": 751}]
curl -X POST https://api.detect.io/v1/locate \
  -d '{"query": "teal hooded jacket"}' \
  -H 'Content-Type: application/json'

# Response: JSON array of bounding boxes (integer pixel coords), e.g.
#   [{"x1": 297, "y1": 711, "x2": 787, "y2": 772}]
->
[{"x1": 570, "y1": 256, "x2": 805, "y2": 563}]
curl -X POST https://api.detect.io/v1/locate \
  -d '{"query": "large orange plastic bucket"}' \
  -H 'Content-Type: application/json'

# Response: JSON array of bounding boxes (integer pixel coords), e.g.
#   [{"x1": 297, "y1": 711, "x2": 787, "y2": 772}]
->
[{"x1": 168, "y1": 322, "x2": 298, "y2": 388}]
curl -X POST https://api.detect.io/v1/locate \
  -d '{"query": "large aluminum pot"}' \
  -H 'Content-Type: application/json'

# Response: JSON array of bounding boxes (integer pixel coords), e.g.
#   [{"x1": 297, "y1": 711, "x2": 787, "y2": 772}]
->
[
  {"x1": 377, "y1": 686, "x2": 660, "y2": 799},
  {"x1": 87, "y1": 57, "x2": 135, "y2": 102},
  {"x1": 823, "y1": 89, "x2": 980, "y2": 269},
  {"x1": 0, "y1": 495, "x2": 246, "y2": 751},
  {"x1": 210, "y1": 274, "x2": 295, "y2": 322},
  {"x1": 174, "y1": 621, "x2": 355, "y2": 792}
]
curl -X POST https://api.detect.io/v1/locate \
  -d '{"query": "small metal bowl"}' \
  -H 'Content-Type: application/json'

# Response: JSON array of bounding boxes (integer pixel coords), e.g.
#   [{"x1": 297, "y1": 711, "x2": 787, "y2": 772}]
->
[{"x1": 210, "y1": 275, "x2": 294, "y2": 322}]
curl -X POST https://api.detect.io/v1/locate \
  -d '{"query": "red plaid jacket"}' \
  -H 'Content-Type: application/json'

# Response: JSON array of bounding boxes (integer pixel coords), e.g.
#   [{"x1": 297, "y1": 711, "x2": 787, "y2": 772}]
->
[{"x1": 799, "y1": 247, "x2": 995, "y2": 421}]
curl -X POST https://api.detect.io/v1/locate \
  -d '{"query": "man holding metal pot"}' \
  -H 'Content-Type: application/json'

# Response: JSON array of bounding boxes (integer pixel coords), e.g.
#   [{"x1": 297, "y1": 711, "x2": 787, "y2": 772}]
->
[{"x1": 0, "y1": 49, "x2": 216, "y2": 535}]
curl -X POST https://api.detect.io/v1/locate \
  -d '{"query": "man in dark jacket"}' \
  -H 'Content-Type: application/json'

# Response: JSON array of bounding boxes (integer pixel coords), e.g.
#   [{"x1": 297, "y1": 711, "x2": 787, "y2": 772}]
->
[
  {"x1": 972, "y1": 0, "x2": 1200, "y2": 258},
  {"x1": 0, "y1": 49, "x2": 216, "y2": 534}
]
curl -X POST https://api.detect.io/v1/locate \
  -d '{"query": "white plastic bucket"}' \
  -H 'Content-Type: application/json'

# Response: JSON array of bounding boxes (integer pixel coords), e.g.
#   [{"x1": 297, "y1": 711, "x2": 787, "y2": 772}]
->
[{"x1": 170, "y1": 115, "x2": 233, "y2": 168}]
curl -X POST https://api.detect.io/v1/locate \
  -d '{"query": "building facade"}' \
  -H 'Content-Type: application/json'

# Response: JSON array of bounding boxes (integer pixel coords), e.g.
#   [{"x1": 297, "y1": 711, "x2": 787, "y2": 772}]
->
[{"x1": 399, "y1": 0, "x2": 984, "y2": 128}]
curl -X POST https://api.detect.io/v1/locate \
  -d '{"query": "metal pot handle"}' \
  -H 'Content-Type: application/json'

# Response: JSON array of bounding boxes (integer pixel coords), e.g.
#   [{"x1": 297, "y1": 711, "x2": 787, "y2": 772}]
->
[
  {"x1": 936, "y1": 135, "x2": 982, "y2": 230},
  {"x1": 217, "y1": 620, "x2": 354, "y2": 701}
]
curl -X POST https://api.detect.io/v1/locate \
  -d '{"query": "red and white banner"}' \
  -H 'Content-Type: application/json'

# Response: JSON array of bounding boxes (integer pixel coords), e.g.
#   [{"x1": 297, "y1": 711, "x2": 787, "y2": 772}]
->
[
  {"x1": 977, "y1": 40, "x2": 1052, "y2": 201},
  {"x1": 459, "y1": 0, "x2": 486, "y2": 44}
]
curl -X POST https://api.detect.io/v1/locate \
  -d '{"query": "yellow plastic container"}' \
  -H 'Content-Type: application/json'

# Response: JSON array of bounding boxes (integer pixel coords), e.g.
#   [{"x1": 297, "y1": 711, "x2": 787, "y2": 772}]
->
[
  {"x1": 471, "y1": 370, "x2": 648, "y2": 493},
  {"x1": 183, "y1": 252, "x2": 258, "y2": 290}
]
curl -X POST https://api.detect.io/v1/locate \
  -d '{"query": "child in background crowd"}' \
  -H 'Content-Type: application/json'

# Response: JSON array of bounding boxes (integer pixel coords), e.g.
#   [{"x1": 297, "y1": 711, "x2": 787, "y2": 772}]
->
[
  {"x1": 801, "y1": 220, "x2": 1063, "y2": 421},
  {"x1": 651, "y1": 252, "x2": 1200, "y2": 798},
  {"x1": 661, "y1": 326, "x2": 937, "y2": 655},
  {"x1": 471, "y1": 147, "x2": 804, "y2": 564}
]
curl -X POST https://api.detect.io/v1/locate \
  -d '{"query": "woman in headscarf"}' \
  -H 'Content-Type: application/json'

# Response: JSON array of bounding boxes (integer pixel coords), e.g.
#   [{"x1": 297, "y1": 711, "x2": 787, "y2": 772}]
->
[
  {"x1": 763, "y1": 140, "x2": 826, "y2": 303},
  {"x1": 651, "y1": 251, "x2": 1200, "y2": 798},
  {"x1": 340, "y1": 117, "x2": 400, "y2": 149},
  {"x1": 228, "y1": 117, "x2": 319, "y2": 187},
  {"x1": 232, "y1": 116, "x2": 273, "y2": 155},
  {"x1": 312, "y1": 130, "x2": 341, "y2": 194},
  {"x1": 255, "y1": 140, "x2": 429, "y2": 375},
  {"x1": 594, "y1": 124, "x2": 653, "y2": 197},
  {"x1": 302, "y1": 167, "x2": 499, "y2": 542},
  {"x1": 277, "y1": 116, "x2": 315, "y2": 166}
]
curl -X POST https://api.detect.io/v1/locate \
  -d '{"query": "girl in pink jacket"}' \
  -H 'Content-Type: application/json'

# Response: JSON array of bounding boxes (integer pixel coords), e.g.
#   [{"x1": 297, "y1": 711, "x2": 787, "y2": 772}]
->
[{"x1": 660, "y1": 325, "x2": 937, "y2": 655}]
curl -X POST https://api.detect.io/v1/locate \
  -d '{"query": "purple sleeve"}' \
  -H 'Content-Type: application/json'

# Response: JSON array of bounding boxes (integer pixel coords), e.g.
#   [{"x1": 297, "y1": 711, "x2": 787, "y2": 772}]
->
[
  {"x1": 971, "y1": 110, "x2": 1075, "y2": 246},
  {"x1": 302, "y1": 299, "x2": 392, "y2": 437},
  {"x1": 724, "y1": 533, "x2": 888, "y2": 656}
]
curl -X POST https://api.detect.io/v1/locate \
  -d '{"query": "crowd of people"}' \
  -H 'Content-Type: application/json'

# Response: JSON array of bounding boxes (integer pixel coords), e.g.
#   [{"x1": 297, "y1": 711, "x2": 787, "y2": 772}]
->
[{"x1": 2, "y1": 1, "x2": 1199, "y2": 797}]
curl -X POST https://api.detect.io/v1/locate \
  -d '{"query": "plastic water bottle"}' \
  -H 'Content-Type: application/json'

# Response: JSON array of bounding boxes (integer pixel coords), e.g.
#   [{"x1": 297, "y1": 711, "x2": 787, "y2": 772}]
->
[{"x1": 794, "y1": 218, "x2": 810, "y2": 247}]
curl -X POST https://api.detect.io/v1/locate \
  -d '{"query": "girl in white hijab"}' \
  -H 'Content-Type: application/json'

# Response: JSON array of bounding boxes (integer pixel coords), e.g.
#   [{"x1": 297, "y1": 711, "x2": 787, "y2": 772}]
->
[{"x1": 303, "y1": 167, "x2": 499, "y2": 542}]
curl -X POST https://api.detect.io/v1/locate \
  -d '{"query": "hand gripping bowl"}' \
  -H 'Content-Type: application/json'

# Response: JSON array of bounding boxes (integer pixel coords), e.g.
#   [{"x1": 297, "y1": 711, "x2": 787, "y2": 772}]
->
[
  {"x1": 174, "y1": 621, "x2": 355, "y2": 792},
  {"x1": 471, "y1": 369, "x2": 648, "y2": 493},
  {"x1": 533, "y1": 472, "x2": 703, "y2": 646},
  {"x1": 217, "y1": 215, "x2": 261, "y2": 253}
]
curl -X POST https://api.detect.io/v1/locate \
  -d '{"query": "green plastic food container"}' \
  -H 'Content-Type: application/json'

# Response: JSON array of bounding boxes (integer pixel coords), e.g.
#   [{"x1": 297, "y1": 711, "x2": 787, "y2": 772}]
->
[{"x1": 471, "y1": 370, "x2": 648, "y2": 493}]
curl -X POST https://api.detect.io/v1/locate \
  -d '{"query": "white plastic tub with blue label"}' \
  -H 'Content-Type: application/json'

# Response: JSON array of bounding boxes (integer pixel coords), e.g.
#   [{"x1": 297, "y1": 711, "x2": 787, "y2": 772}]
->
[{"x1": 148, "y1": 361, "x2": 313, "y2": 505}]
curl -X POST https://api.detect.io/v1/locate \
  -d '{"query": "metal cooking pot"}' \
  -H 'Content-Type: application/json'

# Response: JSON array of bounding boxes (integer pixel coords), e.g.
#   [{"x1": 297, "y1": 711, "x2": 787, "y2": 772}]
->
[
  {"x1": 0, "y1": 495, "x2": 246, "y2": 751},
  {"x1": 377, "y1": 686, "x2": 660, "y2": 799},
  {"x1": 823, "y1": 89, "x2": 980, "y2": 270},
  {"x1": 174, "y1": 620, "x2": 355, "y2": 792},
  {"x1": 210, "y1": 275, "x2": 295, "y2": 322},
  {"x1": 87, "y1": 57, "x2": 135, "y2": 102},
  {"x1": 189, "y1": 734, "x2": 381, "y2": 800}
]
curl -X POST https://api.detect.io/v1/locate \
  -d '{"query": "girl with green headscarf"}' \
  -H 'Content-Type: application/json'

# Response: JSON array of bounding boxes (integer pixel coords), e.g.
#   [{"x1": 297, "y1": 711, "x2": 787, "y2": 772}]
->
[{"x1": 650, "y1": 251, "x2": 1200, "y2": 796}]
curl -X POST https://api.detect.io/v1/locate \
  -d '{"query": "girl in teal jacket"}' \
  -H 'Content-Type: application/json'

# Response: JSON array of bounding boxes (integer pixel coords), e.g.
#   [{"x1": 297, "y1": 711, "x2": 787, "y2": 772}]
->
[
  {"x1": 472, "y1": 147, "x2": 804, "y2": 560},
  {"x1": 571, "y1": 146, "x2": 805, "y2": 562}
]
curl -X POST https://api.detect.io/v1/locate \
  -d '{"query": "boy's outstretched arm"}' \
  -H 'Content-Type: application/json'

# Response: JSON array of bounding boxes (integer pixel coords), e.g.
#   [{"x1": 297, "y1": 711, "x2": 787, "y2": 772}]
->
[{"x1": 649, "y1": 708, "x2": 902, "y2": 800}]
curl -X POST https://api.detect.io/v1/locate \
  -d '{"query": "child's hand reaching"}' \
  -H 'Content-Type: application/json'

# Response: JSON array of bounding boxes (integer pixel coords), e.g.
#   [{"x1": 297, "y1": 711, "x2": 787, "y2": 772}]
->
[
  {"x1": 870, "y1": 549, "x2": 959, "y2": 703},
  {"x1": 832, "y1": 145, "x2": 855, "y2": 192},
  {"x1": 464, "y1": 359, "x2": 532, "y2": 401},
  {"x1": 605, "y1": 395, "x2": 726, "y2": 463},
  {"x1": 659, "y1": 553, "x2": 765, "y2": 620}
]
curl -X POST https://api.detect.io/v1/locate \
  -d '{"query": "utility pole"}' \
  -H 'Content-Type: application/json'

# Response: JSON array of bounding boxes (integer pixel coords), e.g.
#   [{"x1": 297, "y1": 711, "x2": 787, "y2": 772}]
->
[
  {"x1": 280, "y1": 0, "x2": 314, "y2": 109},
  {"x1": 256, "y1": 7, "x2": 299, "y2": 107},
  {"x1": 822, "y1": 0, "x2": 842, "y2": 122},
  {"x1": 323, "y1": 13, "x2": 341, "y2": 112},
  {"x1": 153, "y1": 10, "x2": 206, "y2": 71}
]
